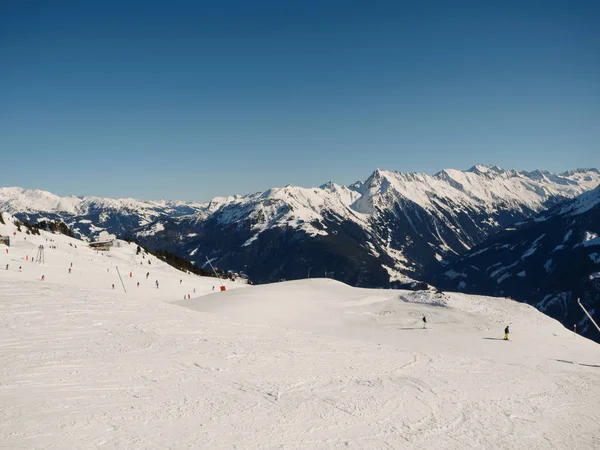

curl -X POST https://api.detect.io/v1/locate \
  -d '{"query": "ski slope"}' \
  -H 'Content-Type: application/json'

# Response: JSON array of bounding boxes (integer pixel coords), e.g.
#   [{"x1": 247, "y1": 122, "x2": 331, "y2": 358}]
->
[{"x1": 1, "y1": 215, "x2": 600, "y2": 449}]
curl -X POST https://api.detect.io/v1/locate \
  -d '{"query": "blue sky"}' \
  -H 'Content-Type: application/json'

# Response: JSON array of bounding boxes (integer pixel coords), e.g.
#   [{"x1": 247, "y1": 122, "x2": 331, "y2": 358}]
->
[{"x1": 1, "y1": 1, "x2": 598, "y2": 201}]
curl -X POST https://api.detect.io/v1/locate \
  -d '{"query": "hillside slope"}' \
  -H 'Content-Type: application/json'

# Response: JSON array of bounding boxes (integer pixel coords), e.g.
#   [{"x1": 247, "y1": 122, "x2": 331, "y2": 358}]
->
[
  {"x1": 1, "y1": 212, "x2": 600, "y2": 448},
  {"x1": 430, "y1": 185, "x2": 600, "y2": 342}
]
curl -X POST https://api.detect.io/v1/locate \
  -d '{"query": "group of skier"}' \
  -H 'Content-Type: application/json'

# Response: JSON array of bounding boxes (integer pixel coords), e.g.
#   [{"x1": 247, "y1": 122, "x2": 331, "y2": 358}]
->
[{"x1": 421, "y1": 315, "x2": 510, "y2": 340}]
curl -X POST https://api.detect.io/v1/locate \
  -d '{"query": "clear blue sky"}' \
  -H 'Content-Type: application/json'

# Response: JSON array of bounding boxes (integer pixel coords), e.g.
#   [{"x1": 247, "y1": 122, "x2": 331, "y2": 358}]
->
[{"x1": 1, "y1": 1, "x2": 598, "y2": 202}]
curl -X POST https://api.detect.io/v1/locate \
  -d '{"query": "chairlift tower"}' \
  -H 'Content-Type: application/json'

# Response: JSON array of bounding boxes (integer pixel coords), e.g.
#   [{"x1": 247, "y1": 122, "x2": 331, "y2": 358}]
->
[{"x1": 36, "y1": 245, "x2": 45, "y2": 265}]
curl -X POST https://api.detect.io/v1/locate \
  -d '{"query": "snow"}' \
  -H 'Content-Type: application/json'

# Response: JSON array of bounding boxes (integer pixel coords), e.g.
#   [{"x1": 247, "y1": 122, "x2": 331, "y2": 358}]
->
[
  {"x1": 521, "y1": 234, "x2": 546, "y2": 259},
  {"x1": 0, "y1": 188, "x2": 207, "y2": 228},
  {"x1": 581, "y1": 231, "x2": 600, "y2": 247},
  {"x1": 589, "y1": 253, "x2": 600, "y2": 264},
  {"x1": 537, "y1": 292, "x2": 571, "y2": 315},
  {"x1": 590, "y1": 272, "x2": 600, "y2": 280},
  {"x1": 496, "y1": 272, "x2": 512, "y2": 284},
  {"x1": 97, "y1": 230, "x2": 116, "y2": 241},
  {"x1": 242, "y1": 235, "x2": 258, "y2": 247},
  {"x1": 0, "y1": 187, "x2": 81, "y2": 214},
  {"x1": 136, "y1": 222, "x2": 165, "y2": 237},
  {"x1": 444, "y1": 269, "x2": 467, "y2": 279},
  {"x1": 1, "y1": 214, "x2": 600, "y2": 448},
  {"x1": 555, "y1": 184, "x2": 600, "y2": 217},
  {"x1": 381, "y1": 264, "x2": 414, "y2": 284},
  {"x1": 517, "y1": 271, "x2": 526, "y2": 277},
  {"x1": 466, "y1": 245, "x2": 492, "y2": 258},
  {"x1": 367, "y1": 241, "x2": 380, "y2": 258},
  {"x1": 490, "y1": 261, "x2": 519, "y2": 278}
]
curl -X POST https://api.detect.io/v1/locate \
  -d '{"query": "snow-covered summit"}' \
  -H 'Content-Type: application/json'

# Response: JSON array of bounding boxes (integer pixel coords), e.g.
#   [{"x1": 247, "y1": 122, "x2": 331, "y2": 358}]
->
[
  {"x1": 0, "y1": 187, "x2": 82, "y2": 214},
  {"x1": 0, "y1": 187, "x2": 206, "y2": 217}
]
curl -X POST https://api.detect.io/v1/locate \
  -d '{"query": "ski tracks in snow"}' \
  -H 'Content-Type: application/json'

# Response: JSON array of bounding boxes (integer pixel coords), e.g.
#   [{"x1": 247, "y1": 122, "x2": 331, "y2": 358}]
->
[{"x1": 2, "y1": 277, "x2": 600, "y2": 448}]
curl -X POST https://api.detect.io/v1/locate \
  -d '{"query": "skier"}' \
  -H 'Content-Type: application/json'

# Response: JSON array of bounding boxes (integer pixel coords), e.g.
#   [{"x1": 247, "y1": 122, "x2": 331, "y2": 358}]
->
[
  {"x1": 5, "y1": 264, "x2": 8, "y2": 270},
  {"x1": 146, "y1": 272, "x2": 149, "y2": 279},
  {"x1": 68, "y1": 267, "x2": 71, "y2": 274},
  {"x1": 422, "y1": 315, "x2": 427, "y2": 329},
  {"x1": 156, "y1": 280, "x2": 159, "y2": 289},
  {"x1": 137, "y1": 282, "x2": 140, "y2": 288},
  {"x1": 504, "y1": 326, "x2": 510, "y2": 341},
  {"x1": 212, "y1": 286, "x2": 215, "y2": 291},
  {"x1": 41, "y1": 275, "x2": 45, "y2": 281},
  {"x1": 112, "y1": 284, "x2": 115, "y2": 289},
  {"x1": 187, "y1": 293, "x2": 190, "y2": 299},
  {"x1": 180, "y1": 279, "x2": 182, "y2": 285}
]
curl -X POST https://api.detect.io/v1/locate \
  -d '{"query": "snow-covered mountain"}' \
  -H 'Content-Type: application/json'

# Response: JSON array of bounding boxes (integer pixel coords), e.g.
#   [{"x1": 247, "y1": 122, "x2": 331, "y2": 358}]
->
[
  {"x1": 430, "y1": 184, "x2": 600, "y2": 342},
  {"x1": 1, "y1": 215, "x2": 599, "y2": 448},
  {"x1": 0, "y1": 187, "x2": 206, "y2": 240},
  {"x1": 132, "y1": 165, "x2": 600, "y2": 286},
  {"x1": 2, "y1": 165, "x2": 599, "y2": 287}
]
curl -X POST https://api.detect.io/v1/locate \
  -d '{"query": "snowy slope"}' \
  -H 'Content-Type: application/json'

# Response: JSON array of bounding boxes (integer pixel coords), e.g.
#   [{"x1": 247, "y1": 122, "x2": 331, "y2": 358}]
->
[
  {"x1": 432, "y1": 185, "x2": 600, "y2": 342},
  {"x1": 1, "y1": 213, "x2": 600, "y2": 449}
]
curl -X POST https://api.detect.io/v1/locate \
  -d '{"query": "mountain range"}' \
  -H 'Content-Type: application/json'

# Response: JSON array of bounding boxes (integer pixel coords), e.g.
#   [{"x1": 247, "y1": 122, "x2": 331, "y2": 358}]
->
[
  {"x1": 2, "y1": 165, "x2": 598, "y2": 283},
  {"x1": 3, "y1": 164, "x2": 600, "y2": 340}
]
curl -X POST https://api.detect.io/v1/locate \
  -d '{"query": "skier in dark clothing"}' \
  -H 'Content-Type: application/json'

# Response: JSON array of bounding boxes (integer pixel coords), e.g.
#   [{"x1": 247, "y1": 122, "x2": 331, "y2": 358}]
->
[
  {"x1": 422, "y1": 316, "x2": 427, "y2": 329},
  {"x1": 504, "y1": 326, "x2": 510, "y2": 340}
]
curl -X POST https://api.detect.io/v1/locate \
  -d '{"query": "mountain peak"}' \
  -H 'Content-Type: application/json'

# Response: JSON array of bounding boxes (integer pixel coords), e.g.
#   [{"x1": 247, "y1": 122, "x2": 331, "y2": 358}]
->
[
  {"x1": 371, "y1": 168, "x2": 384, "y2": 178},
  {"x1": 467, "y1": 164, "x2": 490, "y2": 173},
  {"x1": 466, "y1": 164, "x2": 506, "y2": 175}
]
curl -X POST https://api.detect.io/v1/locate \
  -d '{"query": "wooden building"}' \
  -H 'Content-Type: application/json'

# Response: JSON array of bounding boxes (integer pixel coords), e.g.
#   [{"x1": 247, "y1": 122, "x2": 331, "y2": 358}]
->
[{"x1": 89, "y1": 240, "x2": 113, "y2": 251}]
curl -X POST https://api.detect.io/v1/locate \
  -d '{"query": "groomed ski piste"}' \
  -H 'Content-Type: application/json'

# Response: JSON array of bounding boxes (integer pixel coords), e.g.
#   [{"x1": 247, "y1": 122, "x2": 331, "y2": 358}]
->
[{"x1": 1, "y1": 213, "x2": 599, "y2": 449}]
